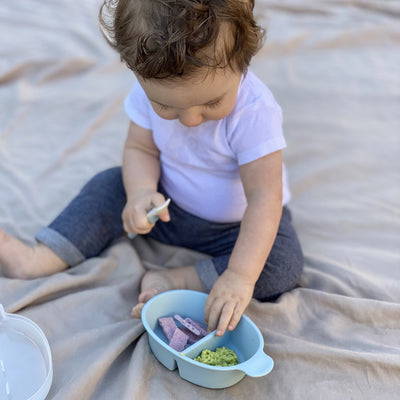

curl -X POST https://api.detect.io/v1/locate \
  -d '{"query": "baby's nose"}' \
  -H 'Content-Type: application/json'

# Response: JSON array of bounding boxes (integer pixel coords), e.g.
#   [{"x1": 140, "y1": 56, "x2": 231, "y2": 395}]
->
[{"x1": 178, "y1": 109, "x2": 203, "y2": 127}]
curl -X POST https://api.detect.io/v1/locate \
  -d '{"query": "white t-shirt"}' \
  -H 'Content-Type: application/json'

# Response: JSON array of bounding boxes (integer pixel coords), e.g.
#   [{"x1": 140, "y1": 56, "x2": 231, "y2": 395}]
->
[{"x1": 124, "y1": 70, "x2": 290, "y2": 222}]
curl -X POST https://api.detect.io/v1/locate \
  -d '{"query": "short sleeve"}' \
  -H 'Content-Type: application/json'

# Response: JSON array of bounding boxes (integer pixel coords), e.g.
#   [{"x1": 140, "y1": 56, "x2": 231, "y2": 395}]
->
[
  {"x1": 226, "y1": 72, "x2": 287, "y2": 165},
  {"x1": 124, "y1": 81, "x2": 152, "y2": 130}
]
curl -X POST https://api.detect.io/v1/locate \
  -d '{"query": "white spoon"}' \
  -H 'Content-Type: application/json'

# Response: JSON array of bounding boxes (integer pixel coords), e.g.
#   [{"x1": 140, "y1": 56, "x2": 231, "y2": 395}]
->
[{"x1": 127, "y1": 198, "x2": 171, "y2": 239}]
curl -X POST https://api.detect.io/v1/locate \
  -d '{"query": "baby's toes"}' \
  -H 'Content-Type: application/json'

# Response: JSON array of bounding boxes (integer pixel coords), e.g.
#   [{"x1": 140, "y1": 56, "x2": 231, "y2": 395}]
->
[{"x1": 131, "y1": 302, "x2": 145, "y2": 319}]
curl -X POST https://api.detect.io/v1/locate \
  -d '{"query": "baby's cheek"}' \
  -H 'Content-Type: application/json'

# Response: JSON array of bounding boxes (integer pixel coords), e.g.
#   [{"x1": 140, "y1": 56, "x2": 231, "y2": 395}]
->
[{"x1": 157, "y1": 111, "x2": 178, "y2": 120}]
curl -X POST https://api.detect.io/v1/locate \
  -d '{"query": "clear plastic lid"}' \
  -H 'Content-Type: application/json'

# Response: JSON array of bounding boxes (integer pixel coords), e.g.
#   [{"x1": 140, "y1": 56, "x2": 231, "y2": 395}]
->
[{"x1": 0, "y1": 304, "x2": 53, "y2": 400}]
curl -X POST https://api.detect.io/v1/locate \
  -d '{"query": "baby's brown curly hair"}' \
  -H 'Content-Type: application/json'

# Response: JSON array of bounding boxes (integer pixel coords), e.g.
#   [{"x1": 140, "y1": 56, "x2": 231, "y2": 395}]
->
[{"x1": 99, "y1": 0, "x2": 265, "y2": 79}]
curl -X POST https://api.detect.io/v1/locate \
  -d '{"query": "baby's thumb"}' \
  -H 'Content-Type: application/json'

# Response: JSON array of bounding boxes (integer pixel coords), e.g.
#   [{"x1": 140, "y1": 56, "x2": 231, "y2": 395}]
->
[
  {"x1": 150, "y1": 193, "x2": 171, "y2": 222},
  {"x1": 159, "y1": 209, "x2": 170, "y2": 222}
]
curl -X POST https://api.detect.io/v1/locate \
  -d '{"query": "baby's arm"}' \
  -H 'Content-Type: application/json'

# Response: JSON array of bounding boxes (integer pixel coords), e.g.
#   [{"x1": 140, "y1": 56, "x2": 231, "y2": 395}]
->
[
  {"x1": 204, "y1": 150, "x2": 283, "y2": 336},
  {"x1": 122, "y1": 121, "x2": 170, "y2": 235}
]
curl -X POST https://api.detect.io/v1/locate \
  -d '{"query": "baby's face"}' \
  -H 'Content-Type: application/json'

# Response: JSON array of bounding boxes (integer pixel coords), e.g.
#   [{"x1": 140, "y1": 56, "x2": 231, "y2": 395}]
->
[{"x1": 137, "y1": 68, "x2": 242, "y2": 127}]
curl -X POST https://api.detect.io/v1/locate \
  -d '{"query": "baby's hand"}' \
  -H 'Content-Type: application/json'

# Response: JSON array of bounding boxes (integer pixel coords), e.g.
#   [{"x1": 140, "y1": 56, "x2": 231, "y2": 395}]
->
[
  {"x1": 204, "y1": 269, "x2": 254, "y2": 337},
  {"x1": 122, "y1": 190, "x2": 170, "y2": 235}
]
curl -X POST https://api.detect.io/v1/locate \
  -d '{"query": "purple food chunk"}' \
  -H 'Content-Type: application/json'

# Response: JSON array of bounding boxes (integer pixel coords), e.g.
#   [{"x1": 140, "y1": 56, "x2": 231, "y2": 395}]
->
[
  {"x1": 158, "y1": 317, "x2": 177, "y2": 341},
  {"x1": 181, "y1": 328, "x2": 203, "y2": 345},
  {"x1": 185, "y1": 318, "x2": 208, "y2": 337},
  {"x1": 174, "y1": 314, "x2": 201, "y2": 336},
  {"x1": 169, "y1": 328, "x2": 189, "y2": 352}
]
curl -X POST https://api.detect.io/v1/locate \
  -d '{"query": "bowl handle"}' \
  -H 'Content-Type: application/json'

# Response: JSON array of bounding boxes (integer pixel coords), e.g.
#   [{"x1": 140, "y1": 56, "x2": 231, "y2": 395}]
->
[{"x1": 236, "y1": 351, "x2": 274, "y2": 377}]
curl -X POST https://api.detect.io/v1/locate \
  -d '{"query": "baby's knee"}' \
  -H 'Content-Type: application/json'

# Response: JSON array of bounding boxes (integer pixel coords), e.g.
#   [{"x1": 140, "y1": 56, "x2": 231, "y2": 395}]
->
[
  {"x1": 285, "y1": 247, "x2": 304, "y2": 290},
  {"x1": 85, "y1": 167, "x2": 122, "y2": 189},
  {"x1": 253, "y1": 244, "x2": 304, "y2": 301},
  {"x1": 79, "y1": 167, "x2": 124, "y2": 201}
]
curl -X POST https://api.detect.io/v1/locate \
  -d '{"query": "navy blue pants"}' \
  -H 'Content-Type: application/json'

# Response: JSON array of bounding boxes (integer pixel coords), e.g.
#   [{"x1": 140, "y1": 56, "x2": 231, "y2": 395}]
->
[{"x1": 36, "y1": 167, "x2": 303, "y2": 301}]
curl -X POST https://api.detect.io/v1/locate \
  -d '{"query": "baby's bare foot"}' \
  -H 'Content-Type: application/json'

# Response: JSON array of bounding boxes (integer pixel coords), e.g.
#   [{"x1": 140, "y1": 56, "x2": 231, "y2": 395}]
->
[
  {"x1": 0, "y1": 228, "x2": 67, "y2": 279},
  {"x1": 130, "y1": 266, "x2": 204, "y2": 318}
]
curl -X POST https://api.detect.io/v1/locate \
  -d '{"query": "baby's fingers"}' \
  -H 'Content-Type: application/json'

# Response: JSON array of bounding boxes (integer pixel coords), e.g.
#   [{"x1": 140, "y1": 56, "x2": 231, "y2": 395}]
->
[
  {"x1": 204, "y1": 296, "x2": 222, "y2": 333},
  {"x1": 158, "y1": 209, "x2": 170, "y2": 222},
  {"x1": 148, "y1": 195, "x2": 171, "y2": 223},
  {"x1": 122, "y1": 210, "x2": 138, "y2": 234},
  {"x1": 224, "y1": 303, "x2": 244, "y2": 332},
  {"x1": 123, "y1": 208, "x2": 150, "y2": 234},
  {"x1": 205, "y1": 297, "x2": 236, "y2": 337},
  {"x1": 214, "y1": 300, "x2": 237, "y2": 337}
]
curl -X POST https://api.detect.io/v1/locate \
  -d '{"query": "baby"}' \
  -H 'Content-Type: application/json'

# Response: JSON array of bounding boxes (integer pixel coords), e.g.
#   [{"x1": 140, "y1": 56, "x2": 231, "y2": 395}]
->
[{"x1": 0, "y1": 0, "x2": 303, "y2": 336}]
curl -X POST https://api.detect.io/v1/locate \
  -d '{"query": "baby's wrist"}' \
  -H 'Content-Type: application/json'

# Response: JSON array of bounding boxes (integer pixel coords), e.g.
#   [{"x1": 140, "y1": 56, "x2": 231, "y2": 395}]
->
[{"x1": 223, "y1": 268, "x2": 257, "y2": 287}]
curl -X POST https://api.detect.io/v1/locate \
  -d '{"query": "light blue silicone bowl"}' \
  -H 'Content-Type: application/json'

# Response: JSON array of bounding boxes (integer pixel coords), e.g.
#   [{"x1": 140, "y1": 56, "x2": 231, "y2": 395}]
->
[{"x1": 141, "y1": 290, "x2": 274, "y2": 389}]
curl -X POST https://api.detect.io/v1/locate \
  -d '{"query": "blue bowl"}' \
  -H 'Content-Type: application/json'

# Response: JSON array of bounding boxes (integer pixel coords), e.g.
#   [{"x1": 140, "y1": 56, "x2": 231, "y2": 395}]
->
[{"x1": 141, "y1": 290, "x2": 274, "y2": 389}]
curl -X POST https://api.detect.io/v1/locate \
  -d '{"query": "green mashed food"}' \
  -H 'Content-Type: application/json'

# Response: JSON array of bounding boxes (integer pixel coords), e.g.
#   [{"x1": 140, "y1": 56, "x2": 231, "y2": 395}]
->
[{"x1": 194, "y1": 346, "x2": 239, "y2": 367}]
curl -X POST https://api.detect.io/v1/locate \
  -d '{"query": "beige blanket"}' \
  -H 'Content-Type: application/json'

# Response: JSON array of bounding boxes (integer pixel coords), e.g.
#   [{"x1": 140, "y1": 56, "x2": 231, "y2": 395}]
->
[{"x1": 1, "y1": 0, "x2": 399, "y2": 398}]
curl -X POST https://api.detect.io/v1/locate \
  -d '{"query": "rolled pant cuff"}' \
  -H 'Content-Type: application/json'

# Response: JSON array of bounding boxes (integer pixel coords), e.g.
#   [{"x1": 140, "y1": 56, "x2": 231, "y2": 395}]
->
[
  {"x1": 35, "y1": 227, "x2": 85, "y2": 266},
  {"x1": 195, "y1": 258, "x2": 219, "y2": 293}
]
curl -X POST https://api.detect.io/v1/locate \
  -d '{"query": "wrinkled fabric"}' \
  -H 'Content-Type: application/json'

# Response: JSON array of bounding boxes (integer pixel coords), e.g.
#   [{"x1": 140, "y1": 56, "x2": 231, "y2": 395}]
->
[{"x1": 0, "y1": 1, "x2": 399, "y2": 399}]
